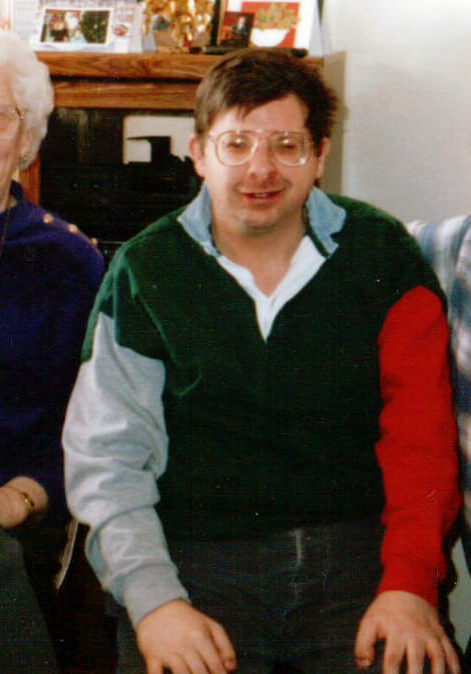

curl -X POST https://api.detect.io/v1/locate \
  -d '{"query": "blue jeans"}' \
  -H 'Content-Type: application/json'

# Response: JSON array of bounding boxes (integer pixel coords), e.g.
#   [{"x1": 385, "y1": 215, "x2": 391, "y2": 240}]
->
[{"x1": 114, "y1": 517, "x2": 400, "y2": 673}]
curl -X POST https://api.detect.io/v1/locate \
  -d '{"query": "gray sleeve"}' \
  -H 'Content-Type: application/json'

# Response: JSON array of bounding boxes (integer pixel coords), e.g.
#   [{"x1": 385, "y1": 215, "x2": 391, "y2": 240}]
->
[{"x1": 63, "y1": 312, "x2": 189, "y2": 628}]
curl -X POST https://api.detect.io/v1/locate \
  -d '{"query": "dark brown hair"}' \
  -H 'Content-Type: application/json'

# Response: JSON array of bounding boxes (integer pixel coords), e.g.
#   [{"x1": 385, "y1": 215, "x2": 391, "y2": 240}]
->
[{"x1": 194, "y1": 48, "x2": 338, "y2": 149}]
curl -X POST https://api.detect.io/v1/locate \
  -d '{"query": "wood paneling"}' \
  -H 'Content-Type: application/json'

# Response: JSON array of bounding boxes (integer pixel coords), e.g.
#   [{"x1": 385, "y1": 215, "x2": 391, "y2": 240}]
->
[{"x1": 51, "y1": 80, "x2": 200, "y2": 109}]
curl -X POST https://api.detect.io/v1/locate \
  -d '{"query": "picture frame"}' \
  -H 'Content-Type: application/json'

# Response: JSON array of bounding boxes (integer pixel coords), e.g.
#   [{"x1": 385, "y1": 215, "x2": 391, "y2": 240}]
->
[
  {"x1": 223, "y1": 0, "x2": 321, "y2": 52},
  {"x1": 217, "y1": 11, "x2": 254, "y2": 48},
  {"x1": 38, "y1": 7, "x2": 113, "y2": 46},
  {"x1": 30, "y1": 0, "x2": 139, "y2": 53}
]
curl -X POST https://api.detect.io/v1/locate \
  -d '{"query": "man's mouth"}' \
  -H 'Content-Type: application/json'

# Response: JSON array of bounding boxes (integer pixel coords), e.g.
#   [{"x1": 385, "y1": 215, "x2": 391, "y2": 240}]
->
[{"x1": 242, "y1": 189, "x2": 282, "y2": 200}]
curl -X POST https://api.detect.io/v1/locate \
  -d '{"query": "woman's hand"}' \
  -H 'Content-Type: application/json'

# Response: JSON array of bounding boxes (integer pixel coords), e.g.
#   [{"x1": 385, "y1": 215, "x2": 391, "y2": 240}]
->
[{"x1": 0, "y1": 477, "x2": 48, "y2": 528}]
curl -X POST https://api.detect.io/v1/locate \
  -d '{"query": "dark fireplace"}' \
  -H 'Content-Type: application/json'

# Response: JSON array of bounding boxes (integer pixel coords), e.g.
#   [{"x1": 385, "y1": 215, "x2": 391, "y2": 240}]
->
[{"x1": 40, "y1": 109, "x2": 201, "y2": 266}]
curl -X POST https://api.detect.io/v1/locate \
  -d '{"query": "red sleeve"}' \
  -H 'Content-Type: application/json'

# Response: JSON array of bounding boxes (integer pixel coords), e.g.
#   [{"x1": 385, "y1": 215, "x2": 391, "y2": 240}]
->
[{"x1": 375, "y1": 285, "x2": 462, "y2": 607}]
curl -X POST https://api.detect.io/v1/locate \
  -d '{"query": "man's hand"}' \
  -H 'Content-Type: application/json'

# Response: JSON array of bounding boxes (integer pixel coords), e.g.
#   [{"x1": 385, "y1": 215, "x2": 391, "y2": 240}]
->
[
  {"x1": 354, "y1": 591, "x2": 461, "y2": 674},
  {"x1": 136, "y1": 599, "x2": 237, "y2": 674}
]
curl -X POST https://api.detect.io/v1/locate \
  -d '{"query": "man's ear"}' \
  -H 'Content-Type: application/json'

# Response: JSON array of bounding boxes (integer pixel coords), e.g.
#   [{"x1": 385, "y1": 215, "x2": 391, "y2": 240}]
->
[
  {"x1": 189, "y1": 133, "x2": 206, "y2": 179},
  {"x1": 314, "y1": 137, "x2": 330, "y2": 182}
]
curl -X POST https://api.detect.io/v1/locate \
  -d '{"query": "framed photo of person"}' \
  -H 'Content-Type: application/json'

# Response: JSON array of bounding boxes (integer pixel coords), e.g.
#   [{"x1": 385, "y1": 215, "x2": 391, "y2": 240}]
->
[
  {"x1": 217, "y1": 11, "x2": 253, "y2": 48},
  {"x1": 30, "y1": 0, "x2": 139, "y2": 52},
  {"x1": 224, "y1": 0, "x2": 321, "y2": 52},
  {"x1": 38, "y1": 7, "x2": 113, "y2": 46}
]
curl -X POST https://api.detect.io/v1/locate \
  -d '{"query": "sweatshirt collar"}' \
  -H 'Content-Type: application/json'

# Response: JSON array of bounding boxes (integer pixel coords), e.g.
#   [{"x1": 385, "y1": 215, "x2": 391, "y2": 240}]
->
[{"x1": 178, "y1": 183, "x2": 346, "y2": 257}]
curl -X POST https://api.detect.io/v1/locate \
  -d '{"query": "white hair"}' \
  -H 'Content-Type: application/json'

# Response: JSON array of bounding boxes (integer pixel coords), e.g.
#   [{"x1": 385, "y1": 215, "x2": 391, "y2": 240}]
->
[{"x1": 0, "y1": 31, "x2": 54, "y2": 168}]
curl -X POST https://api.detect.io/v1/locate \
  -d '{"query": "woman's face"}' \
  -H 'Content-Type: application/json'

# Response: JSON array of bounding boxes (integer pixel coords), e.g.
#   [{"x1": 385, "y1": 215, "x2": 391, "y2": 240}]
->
[{"x1": 0, "y1": 71, "x2": 31, "y2": 211}]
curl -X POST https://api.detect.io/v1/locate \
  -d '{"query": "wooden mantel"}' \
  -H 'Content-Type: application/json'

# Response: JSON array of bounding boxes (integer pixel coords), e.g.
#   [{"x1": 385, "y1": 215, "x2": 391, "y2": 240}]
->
[
  {"x1": 35, "y1": 51, "x2": 322, "y2": 109},
  {"x1": 34, "y1": 51, "x2": 227, "y2": 109},
  {"x1": 37, "y1": 51, "x2": 224, "y2": 79},
  {"x1": 20, "y1": 51, "x2": 322, "y2": 201}
]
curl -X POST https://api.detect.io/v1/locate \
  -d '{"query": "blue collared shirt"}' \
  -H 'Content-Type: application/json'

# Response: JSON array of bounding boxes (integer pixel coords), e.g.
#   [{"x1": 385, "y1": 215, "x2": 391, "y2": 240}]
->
[
  {"x1": 178, "y1": 183, "x2": 346, "y2": 258},
  {"x1": 178, "y1": 185, "x2": 347, "y2": 340}
]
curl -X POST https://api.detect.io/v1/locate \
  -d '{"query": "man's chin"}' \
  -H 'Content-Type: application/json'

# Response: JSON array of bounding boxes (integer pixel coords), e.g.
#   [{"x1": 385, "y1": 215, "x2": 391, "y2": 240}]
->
[{"x1": 240, "y1": 217, "x2": 287, "y2": 236}]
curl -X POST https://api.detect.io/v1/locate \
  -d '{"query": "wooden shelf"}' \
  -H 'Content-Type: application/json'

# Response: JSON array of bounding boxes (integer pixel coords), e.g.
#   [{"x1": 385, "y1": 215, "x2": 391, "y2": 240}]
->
[
  {"x1": 37, "y1": 51, "x2": 322, "y2": 81},
  {"x1": 35, "y1": 51, "x2": 322, "y2": 109},
  {"x1": 35, "y1": 52, "x2": 222, "y2": 109},
  {"x1": 36, "y1": 51, "x2": 225, "y2": 81}
]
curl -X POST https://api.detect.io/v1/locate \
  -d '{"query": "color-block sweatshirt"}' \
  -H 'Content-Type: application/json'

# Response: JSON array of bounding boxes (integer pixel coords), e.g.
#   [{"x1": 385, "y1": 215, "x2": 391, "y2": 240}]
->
[{"x1": 64, "y1": 186, "x2": 461, "y2": 628}]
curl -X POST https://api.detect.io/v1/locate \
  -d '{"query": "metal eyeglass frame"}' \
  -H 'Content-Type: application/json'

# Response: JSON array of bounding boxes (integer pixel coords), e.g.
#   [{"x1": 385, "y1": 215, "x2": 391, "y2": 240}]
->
[{"x1": 206, "y1": 129, "x2": 314, "y2": 167}]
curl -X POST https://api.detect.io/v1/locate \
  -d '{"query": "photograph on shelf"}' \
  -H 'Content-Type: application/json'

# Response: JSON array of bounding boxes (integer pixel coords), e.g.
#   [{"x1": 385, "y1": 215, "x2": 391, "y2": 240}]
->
[
  {"x1": 30, "y1": 0, "x2": 139, "y2": 52},
  {"x1": 223, "y1": 0, "x2": 322, "y2": 52},
  {"x1": 217, "y1": 11, "x2": 253, "y2": 49},
  {"x1": 38, "y1": 7, "x2": 113, "y2": 45}
]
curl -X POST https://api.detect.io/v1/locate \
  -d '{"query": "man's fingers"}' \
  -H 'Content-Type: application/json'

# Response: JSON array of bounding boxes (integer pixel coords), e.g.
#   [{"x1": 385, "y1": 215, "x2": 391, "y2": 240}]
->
[
  {"x1": 145, "y1": 659, "x2": 164, "y2": 674},
  {"x1": 192, "y1": 632, "x2": 231, "y2": 674},
  {"x1": 440, "y1": 636, "x2": 462, "y2": 674},
  {"x1": 209, "y1": 621, "x2": 237, "y2": 671},
  {"x1": 180, "y1": 648, "x2": 211, "y2": 674},
  {"x1": 401, "y1": 640, "x2": 427, "y2": 674},
  {"x1": 137, "y1": 600, "x2": 237, "y2": 674},
  {"x1": 166, "y1": 653, "x2": 192, "y2": 674},
  {"x1": 355, "y1": 592, "x2": 462, "y2": 674},
  {"x1": 380, "y1": 632, "x2": 405, "y2": 674},
  {"x1": 354, "y1": 618, "x2": 377, "y2": 669}
]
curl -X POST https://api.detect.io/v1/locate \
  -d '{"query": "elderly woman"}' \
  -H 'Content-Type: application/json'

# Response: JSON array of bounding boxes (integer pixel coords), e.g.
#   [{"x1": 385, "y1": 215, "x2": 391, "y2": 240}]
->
[{"x1": 0, "y1": 32, "x2": 104, "y2": 671}]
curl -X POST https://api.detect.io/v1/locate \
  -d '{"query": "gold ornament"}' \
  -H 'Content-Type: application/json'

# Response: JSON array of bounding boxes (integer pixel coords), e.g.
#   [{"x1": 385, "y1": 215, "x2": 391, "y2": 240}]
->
[{"x1": 142, "y1": 0, "x2": 214, "y2": 51}]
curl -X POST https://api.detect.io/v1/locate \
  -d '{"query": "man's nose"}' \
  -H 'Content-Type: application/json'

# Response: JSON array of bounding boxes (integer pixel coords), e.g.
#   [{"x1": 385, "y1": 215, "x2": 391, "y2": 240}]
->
[{"x1": 247, "y1": 137, "x2": 277, "y2": 175}]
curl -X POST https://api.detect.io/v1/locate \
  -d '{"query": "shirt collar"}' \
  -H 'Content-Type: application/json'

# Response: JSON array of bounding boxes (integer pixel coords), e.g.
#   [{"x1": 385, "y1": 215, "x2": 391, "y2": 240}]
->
[
  {"x1": 0, "y1": 180, "x2": 24, "y2": 217},
  {"x1": 178, "y1": 183, "x2": 346, "y2": 257},
  {"x1": 0, "y1": 181, "x2": 28, "y2": 234}
]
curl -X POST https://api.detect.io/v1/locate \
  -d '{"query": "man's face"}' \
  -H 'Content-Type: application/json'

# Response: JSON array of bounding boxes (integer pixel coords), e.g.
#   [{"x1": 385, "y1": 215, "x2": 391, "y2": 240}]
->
[{"x1": 190, "y1": 94, "x2": 329, "y2": 242}]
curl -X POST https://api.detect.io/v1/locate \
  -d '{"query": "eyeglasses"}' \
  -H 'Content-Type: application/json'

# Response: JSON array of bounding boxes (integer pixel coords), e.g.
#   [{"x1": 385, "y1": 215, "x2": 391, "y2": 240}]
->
[
  {"x1": 207, "y1": 130, "x2": 313, "y2": 167},
  {"x1": 0, "y1": 105, "x2": 25, "y2": 139}
]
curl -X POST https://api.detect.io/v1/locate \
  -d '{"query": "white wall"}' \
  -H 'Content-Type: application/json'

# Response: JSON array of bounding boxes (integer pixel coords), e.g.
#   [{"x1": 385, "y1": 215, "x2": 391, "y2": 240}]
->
[
  {"x1": 320, "y1": 0, "x2": 471, "y2": 650},
  {"x1": 322, "y1": 0, "x2": 471, "y2": 223}
]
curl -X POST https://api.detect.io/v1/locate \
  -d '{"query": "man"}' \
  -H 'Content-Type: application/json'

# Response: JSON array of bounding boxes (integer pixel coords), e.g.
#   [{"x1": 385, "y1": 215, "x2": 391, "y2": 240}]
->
[{"x1": 63, "y1": 49, "x2": 461, "y2": 673}]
